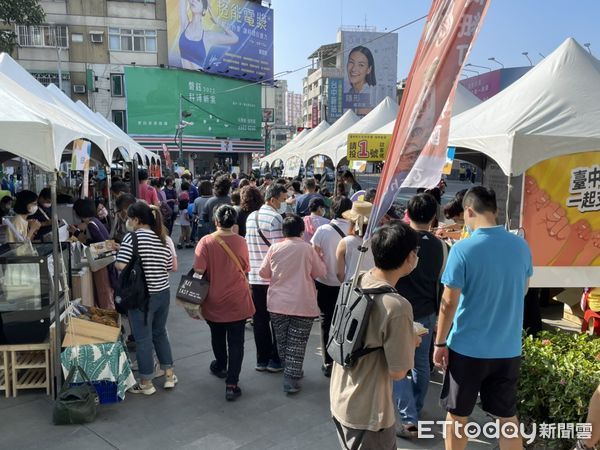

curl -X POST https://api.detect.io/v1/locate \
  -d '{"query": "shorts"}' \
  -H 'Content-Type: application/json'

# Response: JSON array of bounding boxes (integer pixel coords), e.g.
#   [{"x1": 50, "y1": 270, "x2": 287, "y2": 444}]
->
[{"x1": 440, "y1": 348, "x2": 520, "y2": 418}]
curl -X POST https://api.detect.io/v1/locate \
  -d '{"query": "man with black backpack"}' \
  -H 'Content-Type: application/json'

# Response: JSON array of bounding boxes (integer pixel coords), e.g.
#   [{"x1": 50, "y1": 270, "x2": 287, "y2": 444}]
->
[
  {"x1": 330, "y1": 222, "x2": 420, "y2": 450},
  {"x1": 310, "y1": 196, "x2": 352, "y2": 377},
  {"x1": 394, "y1": 193, "x2": 448, "y2": 439}
]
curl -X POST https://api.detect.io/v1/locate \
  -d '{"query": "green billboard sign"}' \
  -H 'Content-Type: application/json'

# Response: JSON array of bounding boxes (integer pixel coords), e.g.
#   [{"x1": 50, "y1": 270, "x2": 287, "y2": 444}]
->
[{"x1": 125, "y1": 67, "x2": 261, "y2": 140}]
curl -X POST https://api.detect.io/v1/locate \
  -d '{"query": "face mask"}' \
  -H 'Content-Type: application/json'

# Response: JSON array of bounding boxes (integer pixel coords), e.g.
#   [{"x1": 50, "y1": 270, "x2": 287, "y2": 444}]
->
[
  {"x1": 413, "y1": 255, "x2": 420, "y2": 271},
  {"x1": 277, "y1": 202, "x2": 287, "y2": 215},
  {"x1": 28, "y1": 205, "x2": 38, "y2": 215},
  {"x1": 126, "y1": 219, "x2": 135, "y2": 232},
  {"x1": 465, "y1": 225, "x2": 473, "y2": 235},
  {"x1": 41, "y1": 202, "x2": 51, "y2": 209}
]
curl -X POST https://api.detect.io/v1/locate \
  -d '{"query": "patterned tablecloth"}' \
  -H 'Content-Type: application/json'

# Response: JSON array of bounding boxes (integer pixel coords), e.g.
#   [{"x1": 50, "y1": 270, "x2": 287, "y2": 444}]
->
[{"x1": 61, "y1": 341, "x2": 136, "y2": 400}]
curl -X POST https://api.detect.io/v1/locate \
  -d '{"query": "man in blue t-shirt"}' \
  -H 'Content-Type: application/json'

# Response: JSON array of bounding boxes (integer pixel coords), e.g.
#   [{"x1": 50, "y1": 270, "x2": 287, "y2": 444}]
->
[
  {"x1": 295, "y1": 178, "x2": 323, "y2": 217},
  {"x1": 433, "y1": 186, "x2": 532, "y2": 450}
]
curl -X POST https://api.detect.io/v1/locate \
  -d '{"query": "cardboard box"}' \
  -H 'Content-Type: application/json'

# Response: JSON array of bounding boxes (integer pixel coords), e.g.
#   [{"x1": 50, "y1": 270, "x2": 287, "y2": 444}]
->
[{"x1": 62, "y1": 315, "x2": 121, "y2": 347}]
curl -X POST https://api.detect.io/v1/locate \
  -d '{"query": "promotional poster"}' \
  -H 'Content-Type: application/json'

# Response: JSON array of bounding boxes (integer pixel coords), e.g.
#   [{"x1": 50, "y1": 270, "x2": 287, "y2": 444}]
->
[
  {"x1": 166, "y1": 0, "x2": 274, "y2": 81},
  {"x1": 340, "y1": 31, "x2": 398, "y2": 116},
  {"x1": 522, "y1": 152, "x2": 600, "y2": 267}
]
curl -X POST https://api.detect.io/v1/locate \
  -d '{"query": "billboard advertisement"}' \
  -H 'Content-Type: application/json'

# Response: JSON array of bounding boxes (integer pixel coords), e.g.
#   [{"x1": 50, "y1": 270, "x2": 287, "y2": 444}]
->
[
  {"x1": 347, "y1": 133, "x2": 391, "y2": 162},
  {"x1": 125, "y1": 67, "x2": 261, "y2": 140},
  {"x1": 522, "y1": 152, "x2": 600, "y2": 267},
  {"x1": 166, "y1": 0, "x2": 274, "y2": 81},
  {"x1": 327, "y1": 78, "x2": 343, "y2": 122},
  {"x1": 341, "y1": 31, "x2": 398, "y2": 116}
]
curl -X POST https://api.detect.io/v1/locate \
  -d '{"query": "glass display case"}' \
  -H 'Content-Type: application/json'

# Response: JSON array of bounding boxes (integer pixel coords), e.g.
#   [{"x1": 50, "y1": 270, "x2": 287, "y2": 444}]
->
[{"x1": 0, "y1": 242, "x2": 71, "y2": 344}]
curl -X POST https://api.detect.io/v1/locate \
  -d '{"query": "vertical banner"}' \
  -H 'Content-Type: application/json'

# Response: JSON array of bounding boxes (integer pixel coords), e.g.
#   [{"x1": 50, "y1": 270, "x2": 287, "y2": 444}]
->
[
  {"x1": 367, "y1": 0, "x2": 490, "y2": 236},
  {"x1": 161, "y1": 143, "x2": 173, "y2": 169},
  {"x1": 522, "y1": 152, "x2": 600, "y2": 267},
  {"x1": 328, "y1": 78, "x2": 344, "y2": 122}
]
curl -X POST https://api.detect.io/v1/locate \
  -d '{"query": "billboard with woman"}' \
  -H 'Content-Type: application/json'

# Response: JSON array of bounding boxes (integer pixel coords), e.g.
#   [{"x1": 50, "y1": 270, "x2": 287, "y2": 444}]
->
[
  {"x1": 167, "y1": 0, "x2": 274, "y2": 81},
  {"x1": 341, "y1": 31, "x2": 398, "y2": 116}
]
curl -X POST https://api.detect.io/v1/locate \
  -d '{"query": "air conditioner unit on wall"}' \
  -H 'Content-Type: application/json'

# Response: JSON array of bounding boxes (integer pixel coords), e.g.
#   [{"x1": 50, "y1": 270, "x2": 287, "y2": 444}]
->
[
  {"x1": 90, "y1": 32, "x2": 104, "y2": 43},
  {"x1": 73, "y1": 85, "x2": 86, "y2": 94}
]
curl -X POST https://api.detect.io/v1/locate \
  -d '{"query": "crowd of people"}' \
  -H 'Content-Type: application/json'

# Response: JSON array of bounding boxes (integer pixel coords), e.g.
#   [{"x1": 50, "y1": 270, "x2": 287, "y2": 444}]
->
[{"x1": 1, "y1": 167, "x2": 598, "y2": 450}]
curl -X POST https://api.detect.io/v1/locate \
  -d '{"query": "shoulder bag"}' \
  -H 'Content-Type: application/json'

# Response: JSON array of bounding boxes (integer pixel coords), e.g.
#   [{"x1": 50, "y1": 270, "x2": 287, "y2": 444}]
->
[
  {"x1": 53, "y1": 365, "x2": 99, "y2": 425},
  {"x1": 255, "y1": 211, "x2": 271, "y2": 247},
  {"x1": 214, "y1": 234, "x2": 249, "y2": 288}
]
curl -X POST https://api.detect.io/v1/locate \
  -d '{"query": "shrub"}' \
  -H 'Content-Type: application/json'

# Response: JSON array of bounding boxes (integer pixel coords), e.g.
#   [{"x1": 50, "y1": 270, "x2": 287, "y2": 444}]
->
[{"x1": 518, "y1": 330, "x2": 600, "y2": 449}]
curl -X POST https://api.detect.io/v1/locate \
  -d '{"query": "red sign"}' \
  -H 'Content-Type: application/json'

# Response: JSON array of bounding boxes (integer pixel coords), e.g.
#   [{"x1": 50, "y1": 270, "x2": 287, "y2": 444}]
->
[
  {"x1": 368, "y1": 0, "x2": 490, "y2": 235},
  {"x1": 161, "y1": 143, "x2": 173, "y2": 169}
]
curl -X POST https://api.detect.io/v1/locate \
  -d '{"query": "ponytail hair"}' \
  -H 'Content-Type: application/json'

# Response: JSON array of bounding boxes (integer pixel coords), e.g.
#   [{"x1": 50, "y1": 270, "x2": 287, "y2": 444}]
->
[
  {"x1": 127, "y1": 201, "x2": 167, "y2": 245},
  {"x1": 214, "y1": 204, "x2": 237, "y2": 229}
]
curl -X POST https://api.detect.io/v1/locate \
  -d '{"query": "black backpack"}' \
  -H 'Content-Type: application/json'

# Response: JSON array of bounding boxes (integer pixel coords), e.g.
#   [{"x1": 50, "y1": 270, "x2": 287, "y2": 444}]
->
[
  {"x1": 327, "y1": 274, "x2": 396, "y2": 369},
  {"x1": 115, "y1": 232, "x2": 149, "y2": 315}
]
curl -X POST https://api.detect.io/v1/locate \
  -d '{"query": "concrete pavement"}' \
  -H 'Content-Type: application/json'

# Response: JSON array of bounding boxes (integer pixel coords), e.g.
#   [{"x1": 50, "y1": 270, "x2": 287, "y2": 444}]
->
[{"x1": 0, "y1": 243, "x2": 498, "y2": 450}]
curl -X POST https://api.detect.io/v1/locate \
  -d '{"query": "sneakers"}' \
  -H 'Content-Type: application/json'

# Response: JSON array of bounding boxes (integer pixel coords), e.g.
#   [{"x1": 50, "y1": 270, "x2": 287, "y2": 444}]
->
[
  {"x1": 164, "y1": 374, "x2": 178, "y2": 389},
  {"x1": 209, "y1": 360, "x2": 227, "y2": 379},
  {"x1": 396, "y1": 423, "x2": 418, "y2": 439},
  {"x1": 255, "y1": 362, "x2": 268, "y2": 372},
  {"x1": 176, "y1": 244, "x2": 183, "y2": 250},
  {"x1": 283, "y1": 377, "x2": 301, "y2": 395},
  {"x1": 321, "y1": 364, "x2": 332, "y2": 378},
  {"x1": 128, "y1": 382, "x2": 156, "y2": 396},
  {"x1": 266, "y1": 361, "x2": 284, "y2": 373},
  {"x1": 225, "y1": 385, "x2": 242, "y2": 401}
]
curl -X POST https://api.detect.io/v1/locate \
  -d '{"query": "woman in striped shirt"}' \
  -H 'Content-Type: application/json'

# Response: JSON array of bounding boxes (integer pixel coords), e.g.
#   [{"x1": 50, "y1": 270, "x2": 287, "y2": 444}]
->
[{"x1": 116, "y1": 201, "x2": 176, "y2": 395}]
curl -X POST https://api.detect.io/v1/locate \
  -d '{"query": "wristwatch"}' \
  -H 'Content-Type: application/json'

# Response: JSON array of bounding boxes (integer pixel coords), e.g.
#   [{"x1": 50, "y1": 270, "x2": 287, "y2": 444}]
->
[{"x1": 434, "y1": 342, "x2": 447, "y2": 348}]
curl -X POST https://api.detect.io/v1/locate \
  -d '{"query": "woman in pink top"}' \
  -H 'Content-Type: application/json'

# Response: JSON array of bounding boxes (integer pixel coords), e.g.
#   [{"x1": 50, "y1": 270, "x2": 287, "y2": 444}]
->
[
  {"x1": 259, "y1": 214, "x2": 327, "y2": 394},
  {"x1": 194, "y1": 205, "x2": 255, "y2": 401},
  {"x1": 303, "y1": 197, "x2": 330, "y2": 243}
]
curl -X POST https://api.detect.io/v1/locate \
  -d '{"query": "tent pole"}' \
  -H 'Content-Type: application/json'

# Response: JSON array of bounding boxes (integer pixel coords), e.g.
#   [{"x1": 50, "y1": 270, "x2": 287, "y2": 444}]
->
[
  {"x1": 505, "y1": 175, "x2": 512, "y2": 230},
  {"x1": 50, "y1": 171, "x2": 62, "y2": 397},
  {"x1": 106, "y1": 164, "x2": 113, "y2": 228}
]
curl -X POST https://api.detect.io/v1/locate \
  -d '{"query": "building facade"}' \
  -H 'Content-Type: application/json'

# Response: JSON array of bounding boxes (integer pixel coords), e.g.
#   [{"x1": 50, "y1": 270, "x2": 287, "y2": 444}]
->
[
  {"x1": 285, "y1": 91, "x2": 302, "y2": 128},
  {"x1": 10, "y1": 0, "x2": 268, "y2": 174}
]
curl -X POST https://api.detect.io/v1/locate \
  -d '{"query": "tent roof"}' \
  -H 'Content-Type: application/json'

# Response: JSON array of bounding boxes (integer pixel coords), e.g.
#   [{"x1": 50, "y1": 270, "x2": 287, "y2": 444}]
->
[
  {"x1": 263, "y1": 121, "x2": 330, "y2": 165},
  {"x1": 0, "y1": 73, "x2": 106, "y2": 171},
  {"x1": 449, "y1": 38, "x2": 600, "y2": 176},
  {"x1": 372, "y1": 83, "x2": 481, "y2": 135},
  {"x1": 263, "y1": 128, "x2": 311, "y2": 165},
  {"x1": 304, "y1": 97, "x2": 400, "y2": 165}
]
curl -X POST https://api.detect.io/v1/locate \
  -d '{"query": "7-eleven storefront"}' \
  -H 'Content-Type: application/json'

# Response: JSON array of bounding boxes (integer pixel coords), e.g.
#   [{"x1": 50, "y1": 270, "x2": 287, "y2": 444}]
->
[{"x1": 132, "y1": 136, "x2": 265, "y2": 176}]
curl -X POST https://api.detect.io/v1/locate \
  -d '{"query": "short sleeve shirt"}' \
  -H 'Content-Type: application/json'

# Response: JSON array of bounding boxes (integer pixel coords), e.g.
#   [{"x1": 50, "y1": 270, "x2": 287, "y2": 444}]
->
[
  {"x1": 442, "y1": 226, "x2": 533, "y2": 358},
  {"x1": 330, "y1": 271, "x2": 415, "y2": 431}
]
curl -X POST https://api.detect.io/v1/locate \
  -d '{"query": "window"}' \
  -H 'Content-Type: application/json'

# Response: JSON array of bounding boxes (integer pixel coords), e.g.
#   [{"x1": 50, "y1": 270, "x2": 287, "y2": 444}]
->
[
  {"x1": 16, "y1": 25, "x2": 68, "y2": 48},
  {"x1": 111, "y1": 74, "x2": 124, "y2": 97},
  {"x1": 108, "y1": 28, "x2": 156, "y2": 52},
  {"x1": 112, "y1": 110, "x2": 127, "y2": 132}
]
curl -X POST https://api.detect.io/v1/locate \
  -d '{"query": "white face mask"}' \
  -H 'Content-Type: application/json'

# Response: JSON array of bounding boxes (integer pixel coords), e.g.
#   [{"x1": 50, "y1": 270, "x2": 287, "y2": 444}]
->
[
  {"x1": 41, "y1": 202, "x2": 51, "y2": 209},
  {"x1": 28, "y1": 205, "x2": 39, "y2": 215},
  {"x1": 126, "y1": 219, "x2": 135, "y2": 232},
  {"x1": 277, "y1": 202, "x2": 287, "y2": 215}
]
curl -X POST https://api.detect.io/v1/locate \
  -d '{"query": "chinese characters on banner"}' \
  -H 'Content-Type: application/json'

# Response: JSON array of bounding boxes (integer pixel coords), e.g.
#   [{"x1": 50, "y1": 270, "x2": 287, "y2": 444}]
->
[
  {"x1": 522, "y1": 152, "x2": 600, "y2": 267},
  {"x1": 347, "y1": 134, "x2": 392, "y2": 162},
  {"x1": 166, "y1": 0, "x2": 274, "y2": 81},
  {"x1": 567, "y1": 165, "x2": 600, "y2": 212},
  {"x1": 328, "y1": 78, "x2": 343, "y2": 122},
  {"x1": 367, "y1": 0, "x2": 490, "y2": 236}
]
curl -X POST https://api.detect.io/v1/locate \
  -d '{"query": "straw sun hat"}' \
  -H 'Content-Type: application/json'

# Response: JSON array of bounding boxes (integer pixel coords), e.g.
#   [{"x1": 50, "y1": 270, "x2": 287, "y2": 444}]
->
[{"x1": 342, "y1": 201, "x2": 373, "y2": 233}]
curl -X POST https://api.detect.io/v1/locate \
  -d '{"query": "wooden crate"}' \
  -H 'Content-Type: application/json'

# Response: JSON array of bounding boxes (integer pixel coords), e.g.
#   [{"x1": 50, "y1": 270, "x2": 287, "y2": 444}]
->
[
  {"x1": 0, "y1": 350, "x2": 10, "y2": 398},
  {"x1": 62, "y1": 315, "x2": 121, "y2": 347},
  {"x1": 8, "y1": 343, "x2": 51, "y2": 397}
]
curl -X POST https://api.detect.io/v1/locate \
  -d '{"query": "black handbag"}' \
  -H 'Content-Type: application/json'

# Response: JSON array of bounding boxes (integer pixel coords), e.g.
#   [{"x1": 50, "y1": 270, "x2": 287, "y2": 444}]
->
[
  {"x1": 53, "y1": 365, "x2": 99, "y2": 425},
  {"x1": 176, "y1": 269, "x2": 209, "y2": 305},
  {"x1": 115, "y1": 232, "x2": 149, "y2": 314}
]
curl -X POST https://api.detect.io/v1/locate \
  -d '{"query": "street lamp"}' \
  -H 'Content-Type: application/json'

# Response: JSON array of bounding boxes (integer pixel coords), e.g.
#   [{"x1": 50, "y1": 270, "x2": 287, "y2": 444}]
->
[
  {"x1": 177, "y1": 94, "x2": 193, "y2": 167},
  {"x1": 466, "y1": 63, "x2": 492, "y2": 72},
  {"x1": 521, "y1": 52, "x2": 533, "y2": 66},
  {"x1": 584, "y1": 43, "x2": 592, "y2": 55},
  {"x1": 488, "y1": 57, "x2": 504, "y2": 68},
  {"x1": 463, "y1": 67, "x2": 480, "y2": 76}
]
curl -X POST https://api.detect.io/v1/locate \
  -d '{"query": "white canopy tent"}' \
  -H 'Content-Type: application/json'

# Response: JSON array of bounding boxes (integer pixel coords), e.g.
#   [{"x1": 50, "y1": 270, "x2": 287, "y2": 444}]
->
[
  {"x1": 263, "y1": 128, "x2": 312, "y2": 168},
  {"x1": 0, "y1": 54, "x2": 116, "y2": 164},
  {"x1": 303, "y1": 96, "x2": 399, "y2": 166},
  {"x1": 449, "y1": 38, "x2": 600, "y2": 177},
  {"x1": 0, "y1": 73, "x2": 106, "y2": 170},
  {"x1": 281, "y1": 120, "x2": 331, "y2": 166},
  {"x1": 45, "y1": 84, "x2": 130, "y2": 161},
  {"x1": 263, "y1": 121, "x2": 330, "y2": 166}
]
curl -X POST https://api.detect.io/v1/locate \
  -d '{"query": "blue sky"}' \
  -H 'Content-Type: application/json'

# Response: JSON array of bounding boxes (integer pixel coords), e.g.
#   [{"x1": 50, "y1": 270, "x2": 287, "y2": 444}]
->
[{"x1": 273, "y1": 0, "x2": 599, "y2": 93}]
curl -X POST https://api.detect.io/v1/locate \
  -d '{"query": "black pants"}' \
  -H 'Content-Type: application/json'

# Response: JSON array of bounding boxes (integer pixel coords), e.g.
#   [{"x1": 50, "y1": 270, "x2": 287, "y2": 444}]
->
[
  {"x1": 523, "y1": 288, "x2": 542, "y2": 336},
  {"x1": 251, "y1": 284, "x2": 280, "y2": 365},
  {"x1": 315, "y1": 281, "x2": 340, "y2": 366},
  {"x1": 206, "y1": 319, "x2": 246, "y2": 385}
]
